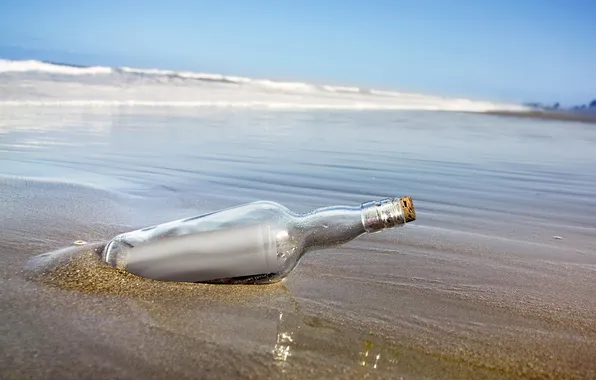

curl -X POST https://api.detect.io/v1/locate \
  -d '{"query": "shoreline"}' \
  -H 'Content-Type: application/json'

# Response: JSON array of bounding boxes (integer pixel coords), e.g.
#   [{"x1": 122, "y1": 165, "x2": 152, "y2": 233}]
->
[{"x1": 482, "y1": 109, "x2": 596, "y2": 124}]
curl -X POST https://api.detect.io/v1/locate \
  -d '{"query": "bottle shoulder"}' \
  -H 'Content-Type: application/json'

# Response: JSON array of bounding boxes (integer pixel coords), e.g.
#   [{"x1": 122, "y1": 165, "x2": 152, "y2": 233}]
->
[{"x1": 244, "y1": 200, "x2": 294, "y2": 213}]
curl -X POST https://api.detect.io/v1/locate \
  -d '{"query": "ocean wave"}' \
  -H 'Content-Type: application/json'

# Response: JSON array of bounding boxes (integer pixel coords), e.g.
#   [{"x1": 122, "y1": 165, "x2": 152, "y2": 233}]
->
[
  {"x1": 119, "y1": 66, "x2": 251, "y2": 84},
  {"x1": 0, "y1": 59, "x2": 112, "y2": 75},
  {"x1": 0, "y1": 59, "x2": 530, "y2": 113},
  {"x1": 321, "y1": 85, "x2": 361, "y2": 93}
]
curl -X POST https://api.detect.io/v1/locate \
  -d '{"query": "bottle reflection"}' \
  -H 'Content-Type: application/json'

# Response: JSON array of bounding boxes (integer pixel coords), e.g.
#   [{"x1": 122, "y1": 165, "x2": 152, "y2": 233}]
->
[
  {"x1": 113, "y1": 283, "x2": 393, "y2": 376},
  {"x1": 271, "y1": 310, "x2": 300, "y2": 373},
  {"x1": 358, "y1": 340, "x2": 382, "y2": 369},
  {"x1": 269, "y1": 308, "x2": 390, "y2": 374}
]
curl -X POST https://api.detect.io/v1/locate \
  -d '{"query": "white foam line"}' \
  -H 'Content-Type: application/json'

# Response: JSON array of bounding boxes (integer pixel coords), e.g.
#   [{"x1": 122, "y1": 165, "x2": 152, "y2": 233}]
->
[{"x1": 0, "y1": 99, "x2": 504, "y2": 112}]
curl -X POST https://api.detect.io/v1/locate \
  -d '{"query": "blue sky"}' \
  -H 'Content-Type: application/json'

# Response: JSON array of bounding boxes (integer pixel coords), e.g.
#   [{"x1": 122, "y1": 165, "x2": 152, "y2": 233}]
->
[{"x1": 0, "y1": 0, "x2": 594, "y2": 105}]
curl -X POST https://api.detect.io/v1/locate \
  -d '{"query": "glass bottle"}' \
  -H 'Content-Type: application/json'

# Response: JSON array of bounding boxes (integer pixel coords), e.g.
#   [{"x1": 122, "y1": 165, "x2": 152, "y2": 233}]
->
[{"x1": 102, "y1": 196, "x2": 416, "y2": 284}]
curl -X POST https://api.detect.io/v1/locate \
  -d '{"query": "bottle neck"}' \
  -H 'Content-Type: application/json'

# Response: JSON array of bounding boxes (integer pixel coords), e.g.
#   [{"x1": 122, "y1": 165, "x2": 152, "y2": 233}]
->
[
  {"x1": 300, "y1": 206, "x2": 365, "y2": 251},
  {"x1": 300, "y1": 197, "x2": 410, "y2": 250},
  {"x1": 360, "y1": 198, "x2": 409, "y2": 233}
]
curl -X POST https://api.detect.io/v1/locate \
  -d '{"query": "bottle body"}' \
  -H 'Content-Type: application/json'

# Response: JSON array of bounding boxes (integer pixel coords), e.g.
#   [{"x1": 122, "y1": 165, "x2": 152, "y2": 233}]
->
[{"x1": 102, "y1": 197, "x2": 416, "y2": 284}]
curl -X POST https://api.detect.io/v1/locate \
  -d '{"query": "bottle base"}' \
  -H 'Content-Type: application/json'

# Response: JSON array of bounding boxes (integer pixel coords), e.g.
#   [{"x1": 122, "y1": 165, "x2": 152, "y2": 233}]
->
[{"x1": 201, "y1": 272, "x2": 283, "y2": 285}]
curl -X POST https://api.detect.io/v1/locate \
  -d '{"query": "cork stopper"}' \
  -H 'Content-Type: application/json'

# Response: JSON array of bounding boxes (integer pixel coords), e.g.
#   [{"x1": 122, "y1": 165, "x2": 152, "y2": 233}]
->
[{"x1": 399, "y1": 196, "x2": 416, "y2": 223}]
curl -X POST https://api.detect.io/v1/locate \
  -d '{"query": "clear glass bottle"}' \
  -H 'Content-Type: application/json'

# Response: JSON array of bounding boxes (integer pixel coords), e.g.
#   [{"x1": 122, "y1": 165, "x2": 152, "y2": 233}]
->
[{"x1": 102, "y1": 196, "x2": 416, "y2": 284}]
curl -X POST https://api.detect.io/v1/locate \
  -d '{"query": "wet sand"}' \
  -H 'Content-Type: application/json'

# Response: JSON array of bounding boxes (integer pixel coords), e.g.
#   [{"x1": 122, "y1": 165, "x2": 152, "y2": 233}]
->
[{"x1": 1, "y1": 107, "x2": 595, "y2": 379}]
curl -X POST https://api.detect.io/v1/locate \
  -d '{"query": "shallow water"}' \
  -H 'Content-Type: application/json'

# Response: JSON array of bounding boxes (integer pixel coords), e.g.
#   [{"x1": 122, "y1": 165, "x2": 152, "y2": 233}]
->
[{"x1": 1, "y1": 106, "x2": 595, "y2": 379}]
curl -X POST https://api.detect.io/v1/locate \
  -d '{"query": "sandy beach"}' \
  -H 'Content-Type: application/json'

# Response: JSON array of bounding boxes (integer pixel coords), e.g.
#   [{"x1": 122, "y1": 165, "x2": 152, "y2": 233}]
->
[{"x1": 1, "y1": 106, "x2": 595, "y2": 380}]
